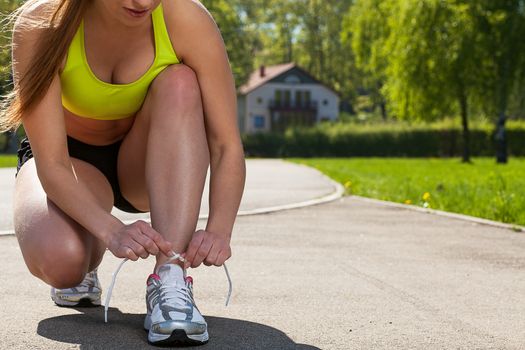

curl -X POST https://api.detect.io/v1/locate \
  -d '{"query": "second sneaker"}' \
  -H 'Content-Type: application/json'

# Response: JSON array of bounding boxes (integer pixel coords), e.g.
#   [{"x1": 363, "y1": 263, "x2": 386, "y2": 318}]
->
[{"x1": 51, "y1": 268, "x2": 102, "y2": 307}]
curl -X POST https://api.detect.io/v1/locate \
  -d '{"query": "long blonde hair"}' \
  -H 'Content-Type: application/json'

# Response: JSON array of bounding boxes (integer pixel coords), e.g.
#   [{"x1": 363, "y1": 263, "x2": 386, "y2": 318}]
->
[{"x1": 0, "y1": 0, "x2": 89, "y2": 132}]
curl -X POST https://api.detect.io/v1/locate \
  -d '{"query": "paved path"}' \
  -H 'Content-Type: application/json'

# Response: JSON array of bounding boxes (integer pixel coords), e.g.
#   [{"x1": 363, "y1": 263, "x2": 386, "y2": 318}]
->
[
  {"x1": 0, "y1": 159, "x2": 340, "y2": 233},
  {"x1": 1, "y1": 160, "x2": 525, "y2": 349}
]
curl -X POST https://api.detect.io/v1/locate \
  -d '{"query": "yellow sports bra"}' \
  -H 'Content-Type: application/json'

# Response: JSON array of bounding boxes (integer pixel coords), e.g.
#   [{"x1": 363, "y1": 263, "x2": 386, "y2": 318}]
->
[{"x1": 60, "y1": 4, "x2": 180, "y2": 120}]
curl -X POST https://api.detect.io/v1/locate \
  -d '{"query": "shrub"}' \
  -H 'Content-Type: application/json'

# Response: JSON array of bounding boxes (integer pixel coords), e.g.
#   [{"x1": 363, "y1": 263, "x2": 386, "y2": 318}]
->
[{"x1": 241, "y1": 119, "x2": 525, "y2": 158}]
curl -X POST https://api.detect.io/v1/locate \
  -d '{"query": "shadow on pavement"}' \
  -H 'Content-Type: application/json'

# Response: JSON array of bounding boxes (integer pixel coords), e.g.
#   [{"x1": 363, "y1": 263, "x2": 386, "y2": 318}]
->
[{"x1": 37, "y1": 307, "x2": 320, "y2": 349}]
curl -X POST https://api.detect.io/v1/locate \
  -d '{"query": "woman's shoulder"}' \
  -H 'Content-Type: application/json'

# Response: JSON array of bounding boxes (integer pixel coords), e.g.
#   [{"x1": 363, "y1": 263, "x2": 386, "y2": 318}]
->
[
  {"x1": 161, "y1": 0, "x2": 221, "y2": 63},
  {"x1": 13, "y1": 0, "x2": 57, "y2": 29},
  {"x1": 11, "y1": 0, "x2": 58, "y2": 49},
  {"x1": 11, "y1": 0, "x2": 66, "y2": 80},
  {"x1": 162, "y1": 0, "x2": 213, "y2": 21}
]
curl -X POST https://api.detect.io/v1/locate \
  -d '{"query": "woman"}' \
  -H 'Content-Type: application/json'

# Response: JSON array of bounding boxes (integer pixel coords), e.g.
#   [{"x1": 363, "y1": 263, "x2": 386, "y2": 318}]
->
[{"x1": 1, "y1": 0, "x2": 246, "y2": 346}]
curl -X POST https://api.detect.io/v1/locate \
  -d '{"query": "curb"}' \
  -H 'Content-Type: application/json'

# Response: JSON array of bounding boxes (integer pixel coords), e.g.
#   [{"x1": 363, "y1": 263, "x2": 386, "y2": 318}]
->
[
  {"x1": 0, "y1": 161, "x2": 346, "y2": 236},
  {"x1": 349, "y1": 195, "x2": 525, "y2": 233}
]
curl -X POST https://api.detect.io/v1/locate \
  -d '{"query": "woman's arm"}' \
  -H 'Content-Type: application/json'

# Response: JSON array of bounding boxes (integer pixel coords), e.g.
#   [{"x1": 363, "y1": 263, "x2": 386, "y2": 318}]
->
[
  {"x1": 164, "y1": 1, "x2": 246, "y2": 266},
  {"x1": 11, "y1": 5, "x2": 171, "y2": 260}
]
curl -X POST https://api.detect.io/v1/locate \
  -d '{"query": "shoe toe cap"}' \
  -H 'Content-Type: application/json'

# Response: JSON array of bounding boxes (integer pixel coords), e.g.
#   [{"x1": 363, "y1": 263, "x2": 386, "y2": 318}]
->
[{"x1": 151, "y1": 320, "x2": 207, "y2": 336}]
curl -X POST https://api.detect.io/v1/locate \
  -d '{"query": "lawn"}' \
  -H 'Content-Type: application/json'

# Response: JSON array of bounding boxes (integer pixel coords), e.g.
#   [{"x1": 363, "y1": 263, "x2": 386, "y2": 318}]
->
[
  {"x1": 288, "y1": 157, "x2": 525, "y2": 228},
  {"x1": 0, "y1": 155, "x2": 17, "y2": 168}
]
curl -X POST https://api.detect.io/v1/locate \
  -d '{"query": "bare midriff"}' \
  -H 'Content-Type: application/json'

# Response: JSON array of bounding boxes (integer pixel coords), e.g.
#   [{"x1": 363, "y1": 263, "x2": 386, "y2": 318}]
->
[{"x1": 64, "y1": 108, "x2": 135, "y2": 146}]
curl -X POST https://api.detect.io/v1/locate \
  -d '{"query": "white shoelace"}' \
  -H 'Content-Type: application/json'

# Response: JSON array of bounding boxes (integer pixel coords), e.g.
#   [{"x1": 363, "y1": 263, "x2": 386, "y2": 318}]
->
[
  {"x1": 160, "y1": 278, "x2": 192, "y2": 309},
  {"x1": 104, "y1": 251, "x2": 232, "y2": 323}
]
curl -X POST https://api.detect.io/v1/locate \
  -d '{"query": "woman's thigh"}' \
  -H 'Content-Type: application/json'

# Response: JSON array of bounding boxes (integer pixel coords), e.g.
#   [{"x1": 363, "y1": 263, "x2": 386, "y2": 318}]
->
[{"x1": 13, "y1": 157, "x2": 113, "y2": 288}]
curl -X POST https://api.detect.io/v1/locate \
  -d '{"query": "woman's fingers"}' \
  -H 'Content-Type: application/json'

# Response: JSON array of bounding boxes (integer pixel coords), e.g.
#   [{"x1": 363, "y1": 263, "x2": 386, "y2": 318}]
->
[
  {"x1": 184, "y1": 230, "x2": 233, "y2": 268},
  {"x1": 216, "y1": 249, "x2": 232, "y2": 266},
  {"x1": 136, "y1": 221, "x2": 173, "y2": 256},
  {"x1": 125, "y1": 237, "x2": 148, "y2": 259},
  {"x1": 204, "y1": 245, "x2": 221, "y2": 266},
  {"x1": 121, "y1": 246, "x2": 139, "y2": 261},
  {"x1": 113, "y1": 223, "x2": 233, "y2": 267},
  {"x1": 130, "y1": 229, "x2": 159, "y2": 256},
  {"x1": 192, "y1": 238, "x2": 213, "y2": 268},
  {"x1": 184, "y1": 231, "x2": 205, "y2": 268}
]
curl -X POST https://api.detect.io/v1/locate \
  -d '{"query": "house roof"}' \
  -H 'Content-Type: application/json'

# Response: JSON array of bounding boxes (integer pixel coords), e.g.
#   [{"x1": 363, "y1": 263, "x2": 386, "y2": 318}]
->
[
  {"x1": 238, "y1": 62, "x2": 295, "y2": 95},
  {"x1": 238, "y1": 62, "x2": 339, "y2": 96}
]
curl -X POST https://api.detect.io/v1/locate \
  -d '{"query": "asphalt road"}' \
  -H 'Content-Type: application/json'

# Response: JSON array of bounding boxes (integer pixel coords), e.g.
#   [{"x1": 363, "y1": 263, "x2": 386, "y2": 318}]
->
[{"x1": 1, "y1": 160, "x2": 524, "y2": 349}]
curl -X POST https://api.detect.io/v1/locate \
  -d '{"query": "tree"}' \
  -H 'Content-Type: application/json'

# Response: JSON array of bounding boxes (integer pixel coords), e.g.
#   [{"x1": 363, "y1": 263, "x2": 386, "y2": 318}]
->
[
  {"x1": 347, "y1": 0, "x2": 525, "y2": 162},
  {"x1": 343, "y1": 0, "x2": 392, "y2": 120},
  {"x1": 469, "y1": 1, "x2": 525, "y2": 163},
  {"x1": 200, "y1": 0, "x2": 256, "y2": 88},
  {"x1": 384, "y1": 0, "x2": 483, "y2": 163},
  {"x1": 294, "y1": 0, "x2": 354, "y2": 101}
]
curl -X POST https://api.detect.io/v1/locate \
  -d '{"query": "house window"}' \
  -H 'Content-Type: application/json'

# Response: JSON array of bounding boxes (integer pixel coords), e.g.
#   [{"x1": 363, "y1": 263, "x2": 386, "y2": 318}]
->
[
  {"x1": 274, "y1": 90, "x2": 282, "y2": 106},
  {"x1": 274, "y1": 89, "x2": 291, "y2": 107},
  {"x1": 254, "y1": 115, "x2": 265, "y2": 128},
  {"x1": 323, "y1": 99, "x2": 329, "y2": 106},
  {"x1": 283, "y1": 90, "x2": 291, "y2": 107},
  {"x1": 305, "y1": 90, "x2": 311, "y2": 103},
  {"x1": 257, "y1": 97, "x2": 263, "y2": 104}
]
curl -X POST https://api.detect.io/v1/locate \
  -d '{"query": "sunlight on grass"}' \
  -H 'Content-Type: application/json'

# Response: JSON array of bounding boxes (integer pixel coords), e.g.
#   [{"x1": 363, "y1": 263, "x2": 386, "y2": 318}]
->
[
  {"x1": 0, "y1": 155, "x2": 17, "y2": 168},
  {"x1": 288, "y1": 157, "x2": 525, "y2": 227}
]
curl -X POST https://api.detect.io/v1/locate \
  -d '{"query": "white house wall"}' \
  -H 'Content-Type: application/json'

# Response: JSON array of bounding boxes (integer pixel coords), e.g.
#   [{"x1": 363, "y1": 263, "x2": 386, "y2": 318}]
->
[{"x1": 243, "y1": 82, "x2": 339, "y2": 134}]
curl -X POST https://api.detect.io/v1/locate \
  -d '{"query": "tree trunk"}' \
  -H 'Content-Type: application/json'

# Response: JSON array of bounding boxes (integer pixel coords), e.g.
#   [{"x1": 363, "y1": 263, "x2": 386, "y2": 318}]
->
[
  {"x1": 379, "y1": 100, "x2": 387, "y2": 121},
  {"x1": 459, "y1": 92, "x2": 470, "y2": 163},
  {"x1": 495, "y1": 112, "x2": 508, "y2": 164},
  {"x1": 376, "y1": 81, "x2": 387, "y2": 121}
]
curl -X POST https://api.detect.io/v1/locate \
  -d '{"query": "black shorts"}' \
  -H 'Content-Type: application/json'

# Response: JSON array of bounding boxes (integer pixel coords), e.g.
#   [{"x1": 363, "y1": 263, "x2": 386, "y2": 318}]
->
[{"x1": 15, "y1": 135, "x2": 146, "y2": 213}]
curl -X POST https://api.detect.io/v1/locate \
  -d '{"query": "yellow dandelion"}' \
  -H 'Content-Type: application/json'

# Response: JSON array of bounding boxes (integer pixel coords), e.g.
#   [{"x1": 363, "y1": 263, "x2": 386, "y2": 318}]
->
[
  {"x1": 404, "y1": 199, "x2": 412, "y2": 205},
  {"x1": 344, "y1": 181, "x2": 352, "y2": 188},
  {"x1": 422, "y1": 192, "x2": 431, "y2": 201}
]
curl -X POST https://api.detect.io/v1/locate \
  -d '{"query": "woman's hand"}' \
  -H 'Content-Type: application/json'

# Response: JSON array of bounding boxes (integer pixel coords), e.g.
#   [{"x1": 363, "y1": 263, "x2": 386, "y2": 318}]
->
[
  {"x1": 105, "y1": 220, "x2": 173, "y2": 261},
  {"x1": 183, "y1": 229, "x2": 232, "y2": 268}
]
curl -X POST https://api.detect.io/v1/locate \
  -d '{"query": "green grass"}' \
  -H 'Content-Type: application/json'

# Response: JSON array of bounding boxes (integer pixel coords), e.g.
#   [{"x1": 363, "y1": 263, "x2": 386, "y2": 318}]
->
[
  {"x1": 288, "y1": 157, "x2": 525, "y2": 228},
  {"x1": 0, "y1": 155, "x2": 17, "y2": 168}
]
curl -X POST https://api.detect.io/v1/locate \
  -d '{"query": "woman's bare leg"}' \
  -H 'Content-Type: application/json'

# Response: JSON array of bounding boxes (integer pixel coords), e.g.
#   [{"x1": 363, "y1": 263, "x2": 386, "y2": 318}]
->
[
  {"x1": 14, "y1": 158, "x2": 113, "y2": 288},
  {"x1": 117, "y1": 64, "x2": 210, "y2": 269}
]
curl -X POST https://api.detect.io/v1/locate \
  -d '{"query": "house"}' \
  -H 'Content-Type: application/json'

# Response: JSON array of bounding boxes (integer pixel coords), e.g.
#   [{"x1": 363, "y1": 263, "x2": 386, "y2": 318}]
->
[{"x1": 237, "y1": 62, "x2": 340, "y2": 134}]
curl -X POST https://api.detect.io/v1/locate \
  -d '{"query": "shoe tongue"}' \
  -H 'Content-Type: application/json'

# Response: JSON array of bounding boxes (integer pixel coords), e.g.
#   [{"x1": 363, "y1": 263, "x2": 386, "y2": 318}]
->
[{"x1": 157, "y1": 263, "x2": 185, "y2": 284}]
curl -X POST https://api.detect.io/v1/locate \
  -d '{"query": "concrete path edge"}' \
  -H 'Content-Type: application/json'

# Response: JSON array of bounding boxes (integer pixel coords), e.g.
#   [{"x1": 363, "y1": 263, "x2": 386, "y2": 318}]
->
[{"x1": 350, "y1": 194, "x2": 525, "y2": 233}]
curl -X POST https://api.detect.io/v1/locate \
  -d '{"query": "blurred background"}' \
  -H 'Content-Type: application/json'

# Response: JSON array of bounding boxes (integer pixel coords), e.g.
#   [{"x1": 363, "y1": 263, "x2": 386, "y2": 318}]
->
[{"x1": 1, "y1": 0, "x2": 524, "y2": 227}]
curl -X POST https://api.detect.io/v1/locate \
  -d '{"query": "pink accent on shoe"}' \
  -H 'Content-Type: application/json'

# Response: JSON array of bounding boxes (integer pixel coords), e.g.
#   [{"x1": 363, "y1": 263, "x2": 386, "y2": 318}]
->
[
  {"x1": 185, "y1": 276, "x2": 193, "y2": 284},
  {"x1": 147, "y1": 273, "x2": 161, "y2": 286}
]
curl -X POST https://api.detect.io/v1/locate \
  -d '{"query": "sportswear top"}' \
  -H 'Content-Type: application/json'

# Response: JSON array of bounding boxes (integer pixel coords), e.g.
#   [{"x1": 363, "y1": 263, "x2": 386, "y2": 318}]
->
[{"x1": 60, "y1": 3, "x2": 180, "y2": 120}]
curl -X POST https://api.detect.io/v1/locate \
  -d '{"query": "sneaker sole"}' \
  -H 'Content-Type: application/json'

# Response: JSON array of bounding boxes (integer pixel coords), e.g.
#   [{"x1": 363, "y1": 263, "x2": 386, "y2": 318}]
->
[
  {"x1": 52, "y1": 296, "x2": 101, "y2": 307},
  {"x1": 145, "y1": 315, "x2": 208, "y2": 346},
  {"x1": 148, "y1": 329, "x2": 209, "y2": 347}
]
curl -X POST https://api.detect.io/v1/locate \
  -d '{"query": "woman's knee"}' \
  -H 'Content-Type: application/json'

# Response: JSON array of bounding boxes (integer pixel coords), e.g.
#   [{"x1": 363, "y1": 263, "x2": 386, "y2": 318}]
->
[
  {"x1": 150, "y1": 64, "x2": 202, "y2": 105},
  {"x1": 14, "y1": 191, "x2": 94, "y2": 288},
  {"x1": 29, "y1": 240, "x2": 90, "y2": 289}
]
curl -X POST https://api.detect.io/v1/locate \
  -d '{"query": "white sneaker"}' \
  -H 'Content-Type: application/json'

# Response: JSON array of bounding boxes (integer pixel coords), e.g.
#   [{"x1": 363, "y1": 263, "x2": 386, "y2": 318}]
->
[
  {"x1": 51, "y1": 269, "x2": 102, "y2": 306},
  {"x1": 144, "y1": 263, "x2": 208, "y2": 346}
]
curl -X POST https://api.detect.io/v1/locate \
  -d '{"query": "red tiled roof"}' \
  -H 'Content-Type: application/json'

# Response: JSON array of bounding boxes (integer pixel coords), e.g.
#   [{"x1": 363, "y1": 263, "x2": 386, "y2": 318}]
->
[{"x1": 238, "y1": 62, "x2": 296, "y2": 95}]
